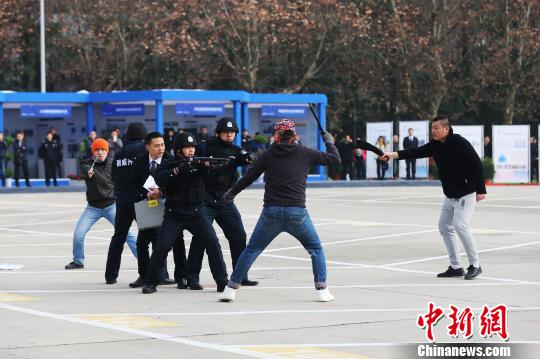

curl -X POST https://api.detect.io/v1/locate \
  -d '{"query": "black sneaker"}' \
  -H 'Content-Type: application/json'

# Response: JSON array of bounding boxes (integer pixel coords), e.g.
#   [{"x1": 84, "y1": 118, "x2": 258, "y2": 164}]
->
[
  {"x1": 129, "y1": 276, "x2": 144, "y2": 288},
  {"x1": 437, "y1": 266, "x2": 465, "y2": 277},
  {"x1": 464, "y1": 265, "x2": 482, "y2": 280},
  {"x1": 242, "y1": 279, "x2": 259, "y2": 286},
  {"x1": 65, "y1": 262, "x2": 84, "y2": 270},
  {"x1": 106, "y1": 278, "x2": 117, "y2": 285}
]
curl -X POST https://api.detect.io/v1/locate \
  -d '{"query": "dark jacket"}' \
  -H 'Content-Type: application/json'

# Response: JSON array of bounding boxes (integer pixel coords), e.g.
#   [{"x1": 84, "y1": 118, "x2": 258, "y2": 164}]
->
[
  {"x1": 337, "y1": 141, "x2": 354, "y2": 163},
  {"x1": 403, "y1": 136, "x2": 419, "y2": 150},
  {"x1": 0, "y1": 140, "x2": 6, "y2": 159},
  {"x1": 133, "y1": 152, "x2": 172, "y2": 200},
  {"x1": 154, "y1": 155, "x2": 208, "y2": 215},
  {"x1": 80, "y1": 157, "x2": 115, "y2": 209},
  {"x1": 112, "y1": 140, "x2": 147, "y2": 203},
  {"x1": 198, "y1": 137, "x2": 253, "y2": 194},
  {"x1": 13, "y1": 140, "x2": 29, "y2": 163},
  {"x1": 38, "y1": 140, "x2": 60, "y2": 163},
  {"x1": 398, "y1": 130, "x2": 486, "y2": 198},
  {"x1": 229, "y1": 142, "x2": 341, "y2": 207}
]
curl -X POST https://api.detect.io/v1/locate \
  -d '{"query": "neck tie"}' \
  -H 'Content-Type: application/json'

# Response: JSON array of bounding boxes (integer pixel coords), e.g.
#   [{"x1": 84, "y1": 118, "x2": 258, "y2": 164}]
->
[{"x1": 150, "y1": 160, "x2": 157, "y2": 173}]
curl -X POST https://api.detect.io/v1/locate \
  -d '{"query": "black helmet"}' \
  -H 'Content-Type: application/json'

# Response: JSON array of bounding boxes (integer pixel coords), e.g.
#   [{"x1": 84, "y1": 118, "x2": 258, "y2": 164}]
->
[
  {"x1": 174, "y1": 132, "x2": 198, "y2": 149},
  {"x1": 125, "y1": 122, "x2": 147, "y2": 141},
  {"x1": 215, "y1": 117, "x2": 239, "y2": 134}
]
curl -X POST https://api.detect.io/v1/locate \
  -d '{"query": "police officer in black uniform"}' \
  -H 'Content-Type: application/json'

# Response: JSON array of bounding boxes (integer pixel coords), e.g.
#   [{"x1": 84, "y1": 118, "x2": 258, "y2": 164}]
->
[
  {"x1": 187, "y1": 117, "x2": 259, "y2": 289},
  {"x1": 142, "y1": 132, "x2": 229, "y2": 294},
  {"x1": 13, "y1": 131, "x2": 31, "y2": 187},
  {"x1": 105, "y1": 122, "x2": 147, "y2": 284},
  {"x1": 38, "y1": 132, "x2": 60, "y2": 186},
  {"x1": 129, "y1": 132, "x2": 187, "y2": 288}
]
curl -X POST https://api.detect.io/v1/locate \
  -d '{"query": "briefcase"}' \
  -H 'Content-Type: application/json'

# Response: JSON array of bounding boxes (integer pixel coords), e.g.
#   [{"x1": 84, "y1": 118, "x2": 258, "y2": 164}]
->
[{"x1": 134, "y1": 199, "x2": 165, "y2": 230}]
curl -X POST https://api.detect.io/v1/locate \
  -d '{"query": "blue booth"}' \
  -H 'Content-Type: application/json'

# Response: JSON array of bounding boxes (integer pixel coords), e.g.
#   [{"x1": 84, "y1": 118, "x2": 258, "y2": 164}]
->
[{"x1": 0, "y1": 90, "x2": 327, "y2": 186}]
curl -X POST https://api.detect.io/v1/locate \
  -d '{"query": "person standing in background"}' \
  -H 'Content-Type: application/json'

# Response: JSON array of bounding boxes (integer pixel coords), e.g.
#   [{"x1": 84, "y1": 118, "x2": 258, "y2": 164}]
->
[
  {"x1": 50, "y1": 127, "x2": 63, "y2": 177},
  {"x1": 392, "y1": 135, "x2": 399, "y2": 179},
  {"x1": 38, "y1": 132, "x2": 60, "y2": 187},
  {"x1": 0, "y1": 132, "x2": 6, "y2": 187},
  {"x1": 375, "y1": 136, "x2": 387, "y2": 180},
  {"x1": 483, "y1": 136, "x2": 492, "y2": 158},
  {"x1": 337, "y1": 135, "x2": 354, "y2": 180},
  {"x1": 403, "y1": 128, "x2": 418, "y2": 180},
  {"x1": 13, "y1": 131, "x2": 30, "y2": 187},
  {"x1": 530, "y1": 136, "x2": 538, "y2": 182},
  {"x1": 107, "y1": 129, "x2": 124, "y2": 159}
]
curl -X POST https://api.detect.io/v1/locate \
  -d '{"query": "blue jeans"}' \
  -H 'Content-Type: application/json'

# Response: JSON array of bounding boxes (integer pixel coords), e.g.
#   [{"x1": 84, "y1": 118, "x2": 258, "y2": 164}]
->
[
  {"x1": 72, "y1": 203, "x2": 137, "y2": 265},
  {"x1": 230, "y1": 206, "x2": 327, "y2": 287}
]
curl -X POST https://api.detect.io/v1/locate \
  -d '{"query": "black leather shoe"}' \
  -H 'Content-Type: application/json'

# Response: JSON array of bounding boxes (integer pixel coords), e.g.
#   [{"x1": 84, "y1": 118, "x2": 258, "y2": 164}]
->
[
  {"x1": 158, "y1": 278, "x2": 176, "y2": 286},
  {"x1": 177, "y1": 278, "x2": 188, "y2": 289},
  {"x1": 242, "y1": 279, "x2": 259, "y2": 286},
  {"x1": 65, "y1": 262, "x2": 84, "y2": 270},
  {"x1": 129, "y1": 276, "x2": 144, "y2": 288},
  {"x1": 106, "y1": 278, "x2": 117, "y2": 284},
  {"x1": 188, "y1": 282, "x2": 204, "y2": 290},
  {"x1": 142, "y1": 284, "x2": 157, "y2": 294},
  {"x1": 464, "y1": 265, "x2": 482, "y2": 280},
  {"x1": 216, "y1": 280, "x2": 228, "y2": 293},
  {"x1": 437, "y1": 266, "x2": 465, "y2": 278}
]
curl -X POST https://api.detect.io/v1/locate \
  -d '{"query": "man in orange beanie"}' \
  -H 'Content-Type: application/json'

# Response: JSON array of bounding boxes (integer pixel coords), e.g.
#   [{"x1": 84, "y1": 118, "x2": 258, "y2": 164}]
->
[{"x1": 65, "y1": 137, "x2": 137, "y2": 270}]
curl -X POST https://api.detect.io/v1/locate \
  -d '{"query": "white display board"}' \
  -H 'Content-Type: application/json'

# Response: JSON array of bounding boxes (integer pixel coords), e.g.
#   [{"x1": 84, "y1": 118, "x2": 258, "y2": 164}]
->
[
  {"x1": 492, "y1": 125, "x2": 530, "y2": 183},
  {"x1": 453, "y1": 125, "x2": 484, "y2": 158},
  {"x1": 366, "y1": 122, "x2": 393, "y2": 179},
  {"x1": 398, "y1": 121, "x2": 429, "y2": 178}
]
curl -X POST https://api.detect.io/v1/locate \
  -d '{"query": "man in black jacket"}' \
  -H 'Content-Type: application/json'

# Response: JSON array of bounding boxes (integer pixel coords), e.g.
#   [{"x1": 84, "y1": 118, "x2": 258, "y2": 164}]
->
[
  {"x1": 141, "y1": 132, "x2": 229, "y2": 294},
  {"x1": 403, "y1": 128, "x2": 419, "y2": 179},
  {"x1": 38, "y1": 132, "x2": 60, "y2": 187},
  {"x1": 187, "y1": 117, "x2": 258, "y2": 290},
  {"x1": 383, "y1": 116, "x2": 486, "y2": 280},
  {"x1": 0, "y1": 132, "x2": 7, "y2": 187},
  {"x1": 219, "y1": 119, "x2": 341, "y2": 303},
  {"x1": 128, "y1": 132, "x2": 186, "y2": 288},
  {"x1": 105, "y1": 122, "x2": 148, "y2": 284},
  {"x1": 13, "y1": 131, "x2": 31, "y2": 187},
  {"x1": 65, "y1": 138, "x2": 137, "y2": 269}
]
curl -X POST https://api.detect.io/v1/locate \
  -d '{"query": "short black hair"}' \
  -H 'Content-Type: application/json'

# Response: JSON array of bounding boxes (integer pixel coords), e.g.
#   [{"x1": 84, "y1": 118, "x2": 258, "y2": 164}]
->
[
  {"x1": 145, "y1": 131, "x2": 163, "y2": 145},
  {"x1": 432, "y1": 115, "x2": 450, "y2": 127}
]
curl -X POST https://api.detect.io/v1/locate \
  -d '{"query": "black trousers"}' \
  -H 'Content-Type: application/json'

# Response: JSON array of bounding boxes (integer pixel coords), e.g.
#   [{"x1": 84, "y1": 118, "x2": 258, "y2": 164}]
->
[
  {"x1": 44, "y1": 159, "x2": 58, "y2": 186},
  {"x1": 354, "y1": 158, "x2": 365, "y2": 179},
  {"x1": 341, "y1": 161, "x2": 353, "y2": 180},
  {"x1": 137, "y1": 227, "x2": 187, "y2": 281},
  {"x1": 376, "y1": 159, "x2": 387, "y2": 179},
  {"x1": 14, "y1": 161, "x2": 30, "y2": 186},
  {"x1": 144, "y1": 207, "x2": 228, "y2": 286},
  {"x1": 406, "y1": 159, "x2": 416, "y2": 179},
  {"x1": 105, "y1": 202, "x2": 135, "y2": 282},
  {"x1": 188, "y1": 195, "x2": 247, "y2": 283}
]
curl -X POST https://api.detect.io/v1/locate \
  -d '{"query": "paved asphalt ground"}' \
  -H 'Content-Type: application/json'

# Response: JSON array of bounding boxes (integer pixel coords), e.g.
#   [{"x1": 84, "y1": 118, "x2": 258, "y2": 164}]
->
[{"x1": 0, "y1": 186, "x2": 539, "y2": 359}]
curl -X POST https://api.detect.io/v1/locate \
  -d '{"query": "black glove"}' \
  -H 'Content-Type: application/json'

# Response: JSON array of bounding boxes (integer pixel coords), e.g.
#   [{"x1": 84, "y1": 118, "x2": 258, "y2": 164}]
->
[
  {"x1": 222, "y1": 189, "x2": 236, "y2": 202},
  {"x1": 322, "y1": 132, "x2": 335, "y2": 145},
  {"x1": 246, "y1": 152, "x2": 257, "y2": 163}
]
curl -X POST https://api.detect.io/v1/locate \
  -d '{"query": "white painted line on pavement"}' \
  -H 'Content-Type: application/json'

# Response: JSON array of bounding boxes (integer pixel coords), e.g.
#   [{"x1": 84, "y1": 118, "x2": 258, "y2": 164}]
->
[{"x1": 0, "y1": 303, "x2": 273, "y2": 359}]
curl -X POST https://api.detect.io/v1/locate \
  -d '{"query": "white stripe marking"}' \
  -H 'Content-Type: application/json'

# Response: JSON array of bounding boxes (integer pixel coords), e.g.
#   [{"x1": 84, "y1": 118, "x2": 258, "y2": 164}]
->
[{"x1": 0, "y1": 303, "x2": 273, "y2": 359}]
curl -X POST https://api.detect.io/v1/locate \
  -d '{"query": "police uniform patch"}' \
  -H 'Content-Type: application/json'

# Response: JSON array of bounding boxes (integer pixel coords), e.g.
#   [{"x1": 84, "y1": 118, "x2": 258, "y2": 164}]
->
[
  {"x1": 188, "y1": 136, "x2": 194, "y2": 142},
  {"x1": 227, "y1": 121, "x2": 233, "y2": 128}
]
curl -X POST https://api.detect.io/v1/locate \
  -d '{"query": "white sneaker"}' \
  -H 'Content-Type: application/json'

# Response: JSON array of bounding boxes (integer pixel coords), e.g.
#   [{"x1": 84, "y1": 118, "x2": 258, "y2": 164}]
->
[
  {"x1": 316, "y1": 288, "x2": 335, "y2": 302},
  {"x1": 219, "y1": 286, "x2": 236, "y2": 302}
]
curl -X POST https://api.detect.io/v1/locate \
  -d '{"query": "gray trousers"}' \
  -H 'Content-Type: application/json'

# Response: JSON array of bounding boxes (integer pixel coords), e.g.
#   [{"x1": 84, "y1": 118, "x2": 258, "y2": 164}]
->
[{"x1": 438, "y1": 193, "x2": 480, "y2": 269}]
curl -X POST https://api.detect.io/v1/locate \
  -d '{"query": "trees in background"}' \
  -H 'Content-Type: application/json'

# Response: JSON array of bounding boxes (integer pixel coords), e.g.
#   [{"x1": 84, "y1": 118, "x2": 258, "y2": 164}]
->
[{"x1": 1, "y1": 0, "x2": 538, "y2": 133}]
